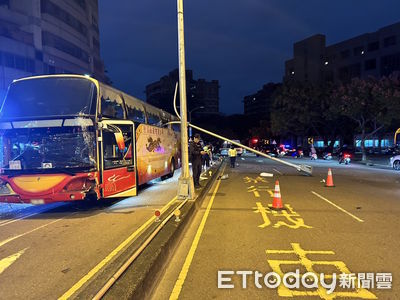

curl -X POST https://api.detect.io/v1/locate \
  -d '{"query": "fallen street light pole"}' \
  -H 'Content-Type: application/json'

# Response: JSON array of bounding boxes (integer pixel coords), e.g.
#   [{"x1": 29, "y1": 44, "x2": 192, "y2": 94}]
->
[{"x1": 166, "y1": 121, "x2": 313, "y2": 176}]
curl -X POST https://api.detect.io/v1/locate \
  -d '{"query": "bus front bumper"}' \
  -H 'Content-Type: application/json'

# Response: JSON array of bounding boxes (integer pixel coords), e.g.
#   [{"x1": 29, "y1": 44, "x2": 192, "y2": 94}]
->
[{"x1": 0, "y1": 191, "x2": 87, "y2": 204}]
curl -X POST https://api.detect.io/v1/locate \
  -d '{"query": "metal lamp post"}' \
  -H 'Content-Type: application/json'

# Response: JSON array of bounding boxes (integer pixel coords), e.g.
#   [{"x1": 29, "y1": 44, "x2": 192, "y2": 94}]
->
[{"x1": 176, "y1": 0, "x2": 194, "y2": 199}]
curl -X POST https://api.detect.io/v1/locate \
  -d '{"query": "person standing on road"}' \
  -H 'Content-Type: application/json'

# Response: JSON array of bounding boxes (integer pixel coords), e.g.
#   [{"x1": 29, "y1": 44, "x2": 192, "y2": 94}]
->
[
  {"x1": 228, "y1": 144, "x2": 237, "y2": 168},
  {"x1": 189, "y1": 133, "x2": 206, "y2": 188}
]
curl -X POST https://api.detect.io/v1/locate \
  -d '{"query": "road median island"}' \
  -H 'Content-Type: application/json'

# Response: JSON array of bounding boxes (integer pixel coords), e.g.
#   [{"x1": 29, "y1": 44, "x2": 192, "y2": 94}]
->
[{"x1": 76, "y1": 160, "x2": 225, "y2": 300}]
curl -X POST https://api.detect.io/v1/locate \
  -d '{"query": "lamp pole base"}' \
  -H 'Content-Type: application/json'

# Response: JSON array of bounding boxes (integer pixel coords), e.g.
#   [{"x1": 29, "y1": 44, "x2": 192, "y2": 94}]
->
[{"x1": 177, "y1": 176, "x2": 195, "y2": 200}]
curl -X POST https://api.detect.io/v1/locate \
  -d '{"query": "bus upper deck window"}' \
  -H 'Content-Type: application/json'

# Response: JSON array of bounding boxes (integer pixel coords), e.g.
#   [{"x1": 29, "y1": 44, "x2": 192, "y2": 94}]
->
[
  {"x1": 127, "y1": 105, "x2": 145, "y2": 123},
  {"x1": 101, "y1": 96, "x2": 124, "y2": 119}
]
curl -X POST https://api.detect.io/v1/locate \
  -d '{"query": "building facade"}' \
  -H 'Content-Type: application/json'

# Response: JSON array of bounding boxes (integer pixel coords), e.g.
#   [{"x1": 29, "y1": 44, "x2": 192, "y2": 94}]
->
[
  {"x1": 146, "y1": 69, "x2": 219, "y2": 119},
  {"x1": 285, "y1": 21, "x2": 400, "y2": 83},
  {"x1": 0, "y1": 0, "x2": 106, "y2": 100},
  {"x1": 244, "y1": 82, "x2": 280, "y2": 121}
]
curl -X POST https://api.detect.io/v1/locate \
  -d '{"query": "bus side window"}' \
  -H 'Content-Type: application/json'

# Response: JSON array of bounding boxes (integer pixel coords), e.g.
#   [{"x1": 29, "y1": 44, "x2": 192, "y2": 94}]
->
[
  {"x1": 100, "y1": 88, "x2": 125, "y2": 119},
  {"x1": 172, "y1": 124, "x2": 180, "y2": 132},
  {"x1": 127, "y1": 104, "x2": 145, "y2": 123},
  {"x1": 147, "y1": 112, "x2": 161, "y2": 126}
]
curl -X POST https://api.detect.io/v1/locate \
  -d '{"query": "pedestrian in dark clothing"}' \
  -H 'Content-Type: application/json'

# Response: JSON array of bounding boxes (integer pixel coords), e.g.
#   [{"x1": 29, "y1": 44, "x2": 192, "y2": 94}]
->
[
  {"x1": 189, "y1": 134, "x2": 206, "y2": 188},
  {"x1": 203, "y1": 146, "x2": 211, "y2": 170}
]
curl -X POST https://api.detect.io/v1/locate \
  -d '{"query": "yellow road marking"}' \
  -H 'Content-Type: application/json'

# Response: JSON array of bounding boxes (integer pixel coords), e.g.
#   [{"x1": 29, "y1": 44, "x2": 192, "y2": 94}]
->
[
  {"x1": 266, "y1": 243, "x2": 376, "y2": 299},
  {"x1": 254, "y1": 202, "x2": 271, "y2": 228},
  {"x1": 0, "y1": 218, "x2": 66, "y2": 248},
  {"x1": 311, "y1": 191, "x2": 364, "y2": 222},
  {"x1": 59, "y1": 196, "x2": 177, "y2": 300},
  {"x1": 169, "y1": 167, "x2": 225, "y2": 300},
  {"x1": 0, "y1": 248, "x2": 27, "y2": 275}
]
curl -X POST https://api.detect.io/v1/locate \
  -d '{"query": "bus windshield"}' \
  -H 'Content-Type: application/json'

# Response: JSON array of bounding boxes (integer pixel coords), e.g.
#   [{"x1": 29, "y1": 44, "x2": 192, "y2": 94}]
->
[
  {"x1": 0, "y1": 77, "x2": 97, "y2": 119},
  {"x1": 0, "y1": 125, "x2": 96, "y2": 173}
]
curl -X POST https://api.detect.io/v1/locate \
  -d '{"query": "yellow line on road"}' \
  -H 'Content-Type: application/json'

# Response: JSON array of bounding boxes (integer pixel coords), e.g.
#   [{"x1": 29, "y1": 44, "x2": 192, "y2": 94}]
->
[
  {"x1": 0, "y1": 248, "x2": 27, "y2": 275},
  {"x1": 311, "y1": 191, "x2": 364, "y2": 222},
  {"x1": 170, "y1": 167, "x2": 224, "y2": 300},
  {"x1": 59, "y1": 196, "x2": 177, "y2": 300}
]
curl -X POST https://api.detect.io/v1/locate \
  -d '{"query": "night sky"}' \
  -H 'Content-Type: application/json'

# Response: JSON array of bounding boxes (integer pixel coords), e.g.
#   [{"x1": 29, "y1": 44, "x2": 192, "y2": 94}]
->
[{"x1": 99, "y1": 0, "x2": 400, "y2": 115}]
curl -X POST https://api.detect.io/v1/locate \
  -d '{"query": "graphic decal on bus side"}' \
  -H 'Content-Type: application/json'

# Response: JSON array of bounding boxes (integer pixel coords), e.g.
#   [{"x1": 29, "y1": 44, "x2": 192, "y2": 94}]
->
[
  {"x1": 136, "y1": 124, "x2": 179, "y2": 184},
  {"x1": 108, "y1": 174, "x2": 131, "y2": 183},
  {"x1": 146, "y1": 137, "x2": 163, "y2": 153}
]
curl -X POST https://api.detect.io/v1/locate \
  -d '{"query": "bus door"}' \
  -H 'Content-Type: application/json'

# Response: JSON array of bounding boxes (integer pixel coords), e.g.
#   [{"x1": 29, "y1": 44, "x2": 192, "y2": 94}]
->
[{"x1": 100, "y1": 120, "x2": 137, "y2": 198}]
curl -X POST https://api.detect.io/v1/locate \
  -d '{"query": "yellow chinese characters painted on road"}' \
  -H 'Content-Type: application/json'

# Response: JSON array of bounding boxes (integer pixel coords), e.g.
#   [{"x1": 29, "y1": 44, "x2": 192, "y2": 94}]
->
[
  {"x1": 244, "y1": 176, "x2": 311, "y2": 229},
  {"x1": 254, "y1": 203, "x2": 312, "y2": 229},
  {"x1": 265, "y1": 243, "x2": 376, "y2": 299},
  {"x1": 247, "y1": 186, "x2": 271, "y2": 198},
  {"x1": 243, "y1": 176, "x2": 269, "y2": 184}
]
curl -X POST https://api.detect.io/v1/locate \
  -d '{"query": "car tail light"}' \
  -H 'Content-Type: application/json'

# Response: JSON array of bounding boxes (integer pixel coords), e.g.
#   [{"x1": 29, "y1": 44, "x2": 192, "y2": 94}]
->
[{"x1": 344, "y1": 153, "x2": 351, "y2": 158}]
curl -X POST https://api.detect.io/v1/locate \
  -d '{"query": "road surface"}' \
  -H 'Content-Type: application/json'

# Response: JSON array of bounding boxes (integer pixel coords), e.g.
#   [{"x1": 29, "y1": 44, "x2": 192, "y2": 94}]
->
[
  {"x1": 153, "y1": 155, "x2": 400, "y2": 299},
  {"x1": 0, "y1": 170, "x2": 183, "y2": 299}
]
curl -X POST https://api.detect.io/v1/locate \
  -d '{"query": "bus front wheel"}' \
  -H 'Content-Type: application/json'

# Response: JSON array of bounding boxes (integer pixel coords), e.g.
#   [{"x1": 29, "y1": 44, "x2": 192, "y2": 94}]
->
[
  {"x1": 168, "y1": 158, "x2": 175, "y2": 178},
  {"x1": 162, "y1": 158, "x2": 175, "y2": 180}
]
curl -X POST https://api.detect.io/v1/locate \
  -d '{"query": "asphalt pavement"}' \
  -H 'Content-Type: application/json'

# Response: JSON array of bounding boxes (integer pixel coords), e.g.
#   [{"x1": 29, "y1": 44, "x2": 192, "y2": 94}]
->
[
  {"x1": 0, "y1": 170, "x2": 183, "y2": 299},
  {"x1": 152, "y1": 155, "x2": 400, "y2": 300}
]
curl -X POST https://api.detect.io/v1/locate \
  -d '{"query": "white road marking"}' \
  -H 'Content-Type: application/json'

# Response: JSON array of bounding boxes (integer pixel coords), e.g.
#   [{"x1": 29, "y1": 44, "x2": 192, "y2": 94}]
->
[
  {"x1": 0, "y1": 215, "x2": 72, "y2": 248},
  {"x1": 0, "y1": 203, "x2": 65, "y2": 227},
  {"x1": 311, "y1": 191, "x2": 364, "y2": 222},
  {"x1": 273, "y1": 168, "x2": 283, "y2": 175}
]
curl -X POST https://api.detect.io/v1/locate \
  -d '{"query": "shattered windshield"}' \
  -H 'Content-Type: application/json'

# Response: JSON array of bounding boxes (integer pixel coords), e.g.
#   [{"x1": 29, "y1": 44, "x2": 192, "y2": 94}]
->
[
  {"x1": 0, "y1": 124, "x2": 96, "y2": 172},
  {"x1": 0, "y1": 77, "x2": 97, "y2": 119}
]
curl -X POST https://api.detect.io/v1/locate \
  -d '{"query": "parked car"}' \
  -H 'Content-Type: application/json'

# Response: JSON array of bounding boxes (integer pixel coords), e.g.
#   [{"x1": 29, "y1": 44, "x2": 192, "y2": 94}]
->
[
  {"x1": 220, "y1": 148, "x2": 229, "y2": 156},
  {"x1": 390, "y1": 155, "x2": 400, "y2": 170},
  {"x1": 256, "y1": 144, "x2": 279, "y2": 157}
]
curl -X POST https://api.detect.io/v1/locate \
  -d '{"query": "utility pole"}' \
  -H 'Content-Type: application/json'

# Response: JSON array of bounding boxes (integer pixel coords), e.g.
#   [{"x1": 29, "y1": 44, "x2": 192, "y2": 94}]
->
[{"x1": 176, "y1": 0, "x2": 194, "y2": 199}]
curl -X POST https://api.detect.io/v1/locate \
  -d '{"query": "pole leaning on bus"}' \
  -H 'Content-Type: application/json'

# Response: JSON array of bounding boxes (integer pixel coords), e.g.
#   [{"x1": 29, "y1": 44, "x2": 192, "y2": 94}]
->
[{"x1": 177, "y1": 0, "x2": 195, "y2": 199}]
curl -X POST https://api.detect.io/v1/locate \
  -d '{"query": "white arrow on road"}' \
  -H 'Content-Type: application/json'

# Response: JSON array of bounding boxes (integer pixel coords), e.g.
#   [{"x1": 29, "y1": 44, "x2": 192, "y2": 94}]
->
[{"x1": 0, "y1": 248, "x2": 27, "y2": 275}]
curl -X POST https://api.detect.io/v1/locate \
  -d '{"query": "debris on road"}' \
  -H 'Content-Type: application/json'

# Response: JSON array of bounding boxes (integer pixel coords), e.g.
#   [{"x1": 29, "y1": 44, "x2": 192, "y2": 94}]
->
[{"x1": 260, "y1": 172, "x2": 274, "y2": 177}]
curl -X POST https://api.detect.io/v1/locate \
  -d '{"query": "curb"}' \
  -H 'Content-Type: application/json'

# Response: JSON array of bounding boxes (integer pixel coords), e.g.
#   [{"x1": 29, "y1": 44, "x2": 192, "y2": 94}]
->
[{"x1": 98, "y1": 161, "x2": 225, "y2": 299}]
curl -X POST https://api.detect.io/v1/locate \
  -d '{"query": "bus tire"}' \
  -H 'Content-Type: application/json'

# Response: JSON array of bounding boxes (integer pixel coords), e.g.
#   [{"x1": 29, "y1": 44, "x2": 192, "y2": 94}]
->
[{"x1": 168, "y1": 158, "x2": 175, "y2": 178}]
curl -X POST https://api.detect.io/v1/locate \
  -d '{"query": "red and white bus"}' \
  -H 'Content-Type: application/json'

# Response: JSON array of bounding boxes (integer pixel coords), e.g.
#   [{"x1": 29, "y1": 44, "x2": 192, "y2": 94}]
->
[{"x1": 0, "y1": 75, "x2": 181, "y2": 204}]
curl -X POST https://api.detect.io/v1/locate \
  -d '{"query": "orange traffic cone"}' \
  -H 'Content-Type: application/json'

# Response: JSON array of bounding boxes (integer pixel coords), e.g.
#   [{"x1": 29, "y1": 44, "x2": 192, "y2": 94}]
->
[
  {"x1": 325, "y1": 168, "x2": 335, "y2": 187},
  {"x1": 271, "y1": 180, "x2": 284, "y2": 210}
]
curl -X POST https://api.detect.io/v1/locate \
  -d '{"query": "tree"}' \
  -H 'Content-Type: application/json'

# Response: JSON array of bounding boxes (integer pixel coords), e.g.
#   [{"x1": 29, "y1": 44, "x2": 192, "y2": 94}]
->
[
  {"x1": 271, "y1": 81, "x2": 342, "y2": 148},
  {"x1": 334, "y1": 75, "x2": 400, "y2": 161}
]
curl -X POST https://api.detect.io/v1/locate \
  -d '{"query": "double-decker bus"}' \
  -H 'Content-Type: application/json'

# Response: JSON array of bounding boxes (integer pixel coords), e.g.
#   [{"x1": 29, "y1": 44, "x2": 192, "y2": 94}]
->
[{"x1": 0, "y1": 75, "x2": 181, "y2": 204}]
